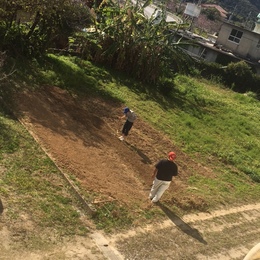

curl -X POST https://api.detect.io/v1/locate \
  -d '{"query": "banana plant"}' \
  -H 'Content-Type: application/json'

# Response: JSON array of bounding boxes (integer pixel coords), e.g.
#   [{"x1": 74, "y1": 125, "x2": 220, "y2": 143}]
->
[{"x1": 90, "y1": 0, "x2": 193, "y2": 83}]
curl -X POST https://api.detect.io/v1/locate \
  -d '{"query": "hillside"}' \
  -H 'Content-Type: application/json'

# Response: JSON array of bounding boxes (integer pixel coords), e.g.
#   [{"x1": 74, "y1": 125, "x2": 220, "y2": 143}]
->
[
  {"x1": 1, "y1": 84, "x2": 259, "y2": 259},
  {"x1": 0, "y1": 46, "x2": 259, "y2": 258},
  {"x1": 220, "y1": 0, "x2": 260, "y2": 17},
  {"x1": 203, "y1": 0, "x2": 260, "y2": 19},
  {"x1": 14, "y1": 85, "x2": 212, "y2": 211}
]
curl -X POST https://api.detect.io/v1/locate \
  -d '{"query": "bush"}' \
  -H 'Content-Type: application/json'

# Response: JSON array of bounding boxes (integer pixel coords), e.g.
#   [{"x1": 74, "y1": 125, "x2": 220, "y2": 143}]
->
[
  {"x1": 223, "y1": 61, "x2": 254, "y2": 92},
  {"x1": 157, "y1": 77, "x2": 175, "y2": 96},
  {"x1": 194, "y1": 60, "x2": 224, "y2": 81},
  {"x1": 193, "y1": 59, "x2": 260, "y2": 96},
  {"x1": 251, "y1": 74, "x2": 260, "y2": 96},
  {"x1": 202, "y1": 8, "x2": 220, "y2": 21}
]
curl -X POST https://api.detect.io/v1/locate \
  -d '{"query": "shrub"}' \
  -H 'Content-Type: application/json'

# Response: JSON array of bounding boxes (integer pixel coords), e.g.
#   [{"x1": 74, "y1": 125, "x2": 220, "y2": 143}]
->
[
  {"x1": 251, "y1": 74, "x2": 260, "y2": 97},
  {"x1": 194, "y1": 60, "x2": 224, "y2": 81},
  {"x1": 223, "y1": 61, "x2": 254, "y2": 92},
  {"x1": 157, "y1": 77, "x2": 175, "y2": 96}
]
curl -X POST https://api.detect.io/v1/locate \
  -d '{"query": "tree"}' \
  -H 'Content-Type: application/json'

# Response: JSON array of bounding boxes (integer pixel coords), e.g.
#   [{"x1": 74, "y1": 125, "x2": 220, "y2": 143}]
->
[
  {"x1": 85, "y1": 0, "x2": 193, "y2": 84},
  {"x1": 0, "y1": 0, "x2": 92, "y2": 56},
  {"x1": 0, "y1": 52, "x2": 6, "y2": 81}
]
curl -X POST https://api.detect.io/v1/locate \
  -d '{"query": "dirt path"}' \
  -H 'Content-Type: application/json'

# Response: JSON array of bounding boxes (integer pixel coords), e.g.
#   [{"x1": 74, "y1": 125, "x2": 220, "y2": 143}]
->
[
  {"x1": 1, "y1": 201, "x2": 259, "y2": 259},
  {"x1": 7, "y1": 85, "x2": 260, "y2": 259},
  {"x1": 107, "y1": 202, "x2": 260, "y2": 259}
]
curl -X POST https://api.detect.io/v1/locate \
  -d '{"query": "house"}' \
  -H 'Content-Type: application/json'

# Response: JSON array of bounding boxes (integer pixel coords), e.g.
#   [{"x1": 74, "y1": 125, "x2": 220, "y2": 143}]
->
[
  {"x1": 215, "y1": 20, "x2": 260, "y2": 63},
  {"x1": 175, "y1": 13, "x2": 260, "y2": 74},
  {"x1": 175, "y1": 30, "x2": 242, "y2": 64}
]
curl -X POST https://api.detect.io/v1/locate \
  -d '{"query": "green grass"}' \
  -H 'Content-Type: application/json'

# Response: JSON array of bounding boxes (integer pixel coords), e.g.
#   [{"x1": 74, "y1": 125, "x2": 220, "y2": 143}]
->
[
  {"x1": 1, "y1": 54, "x2": 260, "y2": 231},
  {"x1": 94, "y1": 202, "x2": 134, "y2": 232},
  {"x1": 100, "y1": 72, "x2": 260, "y2": 183},
  {"x1": 0, "y1": 106, "x2": 88, "y2": 236}
]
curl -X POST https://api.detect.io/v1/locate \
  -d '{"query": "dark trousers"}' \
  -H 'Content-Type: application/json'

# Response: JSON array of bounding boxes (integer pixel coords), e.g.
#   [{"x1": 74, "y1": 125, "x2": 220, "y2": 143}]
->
[{"x1": 122, "y1": 120, "x2": 133, "y2": 136}]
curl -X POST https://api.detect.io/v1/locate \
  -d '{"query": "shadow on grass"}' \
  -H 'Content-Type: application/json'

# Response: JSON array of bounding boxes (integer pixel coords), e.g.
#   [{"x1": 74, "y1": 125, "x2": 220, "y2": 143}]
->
[
  {"x1": 158, "y1": 202, "x2": 207, "y2": 245},
  {"x1": 13, "y1": 55, "x2": 123, "y2": 106},
  {"x1": 18, "y1": 54, "x2": 207, "y2": 120},
  {"x1": 0, "y1": 104, "x2": 20, "y2": 153},
  {"x1": 106, "y1": 70, "x2": 210, "y2": 120}
]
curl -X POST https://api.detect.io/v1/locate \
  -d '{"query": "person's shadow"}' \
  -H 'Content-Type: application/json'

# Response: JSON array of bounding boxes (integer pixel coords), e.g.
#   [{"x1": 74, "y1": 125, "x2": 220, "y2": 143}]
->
[
  {"x1": 124, "y1": 141, "x2": 151, "y2": 164},
  {"x1": 158, "y1": 202, "x2": 207, "y2": 244}
]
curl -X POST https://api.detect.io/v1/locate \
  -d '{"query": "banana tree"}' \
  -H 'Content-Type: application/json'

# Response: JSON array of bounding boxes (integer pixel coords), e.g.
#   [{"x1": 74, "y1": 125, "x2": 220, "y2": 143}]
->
[{"x1": 89, "y1": 0, "x2": 193, "y2": 83}]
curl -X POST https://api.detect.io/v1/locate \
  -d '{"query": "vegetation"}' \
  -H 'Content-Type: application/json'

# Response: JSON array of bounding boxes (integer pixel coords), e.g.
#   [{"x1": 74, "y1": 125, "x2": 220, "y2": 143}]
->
[
  {"x1": 0, "y1": 0, "x2": 195, "y2": 84},
  {"x1": 201, "y1": 8, "x2": 220, "y2": 21},
  {"x1": 196, "y1": 60, "x2": 260, "y2": 95},
  {"x1": 75, "y1": 0, "x2": 194, "y2": 84},
  {"x1": 0, "y1": 0, "x2": 91, "y2": 56},
  {"x1": 0, "y1": 102, "x2": 88, "y2": 235},
  {"x1": 219, "y1": 0, "x2": 259, "y2": 23},
  {"x1": 0, "y1": 0, "x2": 259, "y2": 91}
]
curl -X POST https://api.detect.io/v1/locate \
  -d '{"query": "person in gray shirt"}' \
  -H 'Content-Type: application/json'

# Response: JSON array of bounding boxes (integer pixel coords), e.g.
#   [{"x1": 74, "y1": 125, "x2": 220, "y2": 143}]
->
[{"x1": 119, "y1": 107, "x2": 136, "y2": 141}]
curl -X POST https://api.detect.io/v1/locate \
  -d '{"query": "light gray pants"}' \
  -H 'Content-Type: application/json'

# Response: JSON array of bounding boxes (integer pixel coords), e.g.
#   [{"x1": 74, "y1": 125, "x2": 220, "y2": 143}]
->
[{"x1": 149, "y1": 177, "x2": 171, "y2": 202}]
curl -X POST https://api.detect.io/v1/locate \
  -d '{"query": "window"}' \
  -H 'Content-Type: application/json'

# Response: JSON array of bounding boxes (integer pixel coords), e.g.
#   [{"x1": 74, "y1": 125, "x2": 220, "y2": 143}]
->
[
  {"x1": 200, "y1": 48, "x2": 207, "y2": 59},
  {"x1": 228, "y1": 29, "x2": 243, "y2": 44}
]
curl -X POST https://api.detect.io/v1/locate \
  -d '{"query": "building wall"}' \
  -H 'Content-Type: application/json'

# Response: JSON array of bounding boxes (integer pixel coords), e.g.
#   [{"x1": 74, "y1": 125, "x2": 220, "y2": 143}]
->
[
  {"x1": 204, "y1": 49, "x2": 219, "y2": 62},
  {"x1": 175, "y1": 30, "x2": 260, "y2": 74},
  {"x1": 216, "y1": 22, "x2": 260, "y2": 61},
  {"x1": 183, "y1": 44, "x2": 219, "y2": 62},
  {"x1": 248, "y1": 37, "x2": 260, "y2": 60}
]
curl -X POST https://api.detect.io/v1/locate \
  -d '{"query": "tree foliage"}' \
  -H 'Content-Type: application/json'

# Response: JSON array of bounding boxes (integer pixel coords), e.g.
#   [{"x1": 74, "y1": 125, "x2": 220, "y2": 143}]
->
[
  {"x1": 223, "y1": 61, "x2": 255, "y2": 92},
  {"x1": 83, "y1": 0, "x2": 193, "y2": 84},
  {"x1": 0, "y1": 51, "x2": 6, "y2": 81},
  {"x1": 201, "y1": 8, "x2": 220, "y2": 21},
  {"x1": 215, "y1": 0, "x2": 259, "y2": 24},
  {"x1": 193, "y1": 59, "x2": 260, "y2": 95},
  {"x1": 0, "y1": 0, "x2": 92, "y2": 56},
  {"x1": 0, "y1": 0, "x2": 194, "y2": 85}
]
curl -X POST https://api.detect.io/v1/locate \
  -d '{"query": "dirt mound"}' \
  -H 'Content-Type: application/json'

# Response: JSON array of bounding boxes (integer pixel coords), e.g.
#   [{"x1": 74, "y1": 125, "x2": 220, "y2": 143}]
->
[{"x1": 14, "y1": 85, "x2": 213, "y2": 209}]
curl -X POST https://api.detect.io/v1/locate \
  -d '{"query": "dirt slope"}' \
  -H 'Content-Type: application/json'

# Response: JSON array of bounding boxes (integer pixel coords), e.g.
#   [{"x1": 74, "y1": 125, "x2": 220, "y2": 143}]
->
[
  {"x1": 14, "y1": 85, "x2": 214, "y2": 210},
  {"x1": 6, "y1": 85, "x2": 260, "y2": 259}
]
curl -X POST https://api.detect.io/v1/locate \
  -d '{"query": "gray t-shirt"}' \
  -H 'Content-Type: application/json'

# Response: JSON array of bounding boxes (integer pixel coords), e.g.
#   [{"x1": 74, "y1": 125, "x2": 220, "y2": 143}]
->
[{"x1": 126, "y1": 110, "x2": 136, "y2": 123}]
